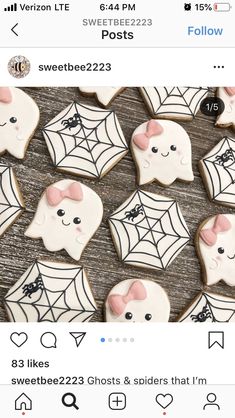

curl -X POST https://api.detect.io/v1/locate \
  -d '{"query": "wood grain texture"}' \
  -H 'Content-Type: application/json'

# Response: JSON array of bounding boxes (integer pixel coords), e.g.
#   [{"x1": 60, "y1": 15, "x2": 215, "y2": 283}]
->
[{"x1": 1, "y1": 87, "x2": 235, "y2": 322}]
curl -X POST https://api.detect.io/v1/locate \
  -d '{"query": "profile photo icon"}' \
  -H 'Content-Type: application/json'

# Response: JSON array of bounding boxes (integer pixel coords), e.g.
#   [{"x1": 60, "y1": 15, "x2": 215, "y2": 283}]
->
[
  {"x1": 8, "y1": 55, "x2": 31, "y2": 78},
  {"x1": 184, "y1": 3, "x2": 192, "y2": 11}
]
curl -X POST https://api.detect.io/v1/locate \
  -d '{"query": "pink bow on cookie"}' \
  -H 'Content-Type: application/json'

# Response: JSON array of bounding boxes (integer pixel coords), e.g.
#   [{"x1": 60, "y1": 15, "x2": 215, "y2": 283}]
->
[
  {"x1": 46, "y1": 182, "x2": 83, "y2": 206},
  {"x1": 224, "y1": 87, "x2": 235, "y2": 97},
  {"x1": 133, "y1": 120, "x2": 163, "y2": 151},
  {"x1": 200, "y1": 214, "x2": 231, "y2": 246},
  {"x1": 0, "y1": 87, "x2": 12, "y2": 103},
  {"x1": 108, "y1": 281, "x2": 147, "y2": 316}
]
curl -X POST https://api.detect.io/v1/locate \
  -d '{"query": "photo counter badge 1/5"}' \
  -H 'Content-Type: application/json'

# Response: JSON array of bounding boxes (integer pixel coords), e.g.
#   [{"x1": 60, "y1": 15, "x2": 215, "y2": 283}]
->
[{"x1": 1, "y1": 86, "x2": 235, "y2": 323}]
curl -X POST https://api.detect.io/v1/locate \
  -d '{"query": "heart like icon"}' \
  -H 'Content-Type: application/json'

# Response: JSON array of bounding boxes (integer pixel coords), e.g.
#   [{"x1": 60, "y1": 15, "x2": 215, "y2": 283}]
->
[
  {"x1": 10, "y1": 332, "x2": 28, "y2": 347},
  {"x1": 156, "y1": 393, "x2": 174, "y2": 409}
]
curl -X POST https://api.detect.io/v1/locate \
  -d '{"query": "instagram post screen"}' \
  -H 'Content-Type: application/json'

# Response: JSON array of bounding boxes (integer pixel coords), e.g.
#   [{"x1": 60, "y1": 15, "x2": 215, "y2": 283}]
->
[{"x1": 0, "y1": 0, "x2": 234, "y2": 416}]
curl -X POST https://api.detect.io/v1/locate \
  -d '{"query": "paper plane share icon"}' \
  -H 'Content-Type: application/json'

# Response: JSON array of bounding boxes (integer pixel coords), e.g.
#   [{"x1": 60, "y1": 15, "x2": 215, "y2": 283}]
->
[{"x1": 70, "y1": 332, "x2": 86, "y2": 347}]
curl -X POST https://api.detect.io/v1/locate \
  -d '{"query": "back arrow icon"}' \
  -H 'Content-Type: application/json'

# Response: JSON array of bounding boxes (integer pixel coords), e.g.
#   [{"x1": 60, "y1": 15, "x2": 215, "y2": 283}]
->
[{"x1": 11, "y1": 23, "x2": 19, "y2": 36}]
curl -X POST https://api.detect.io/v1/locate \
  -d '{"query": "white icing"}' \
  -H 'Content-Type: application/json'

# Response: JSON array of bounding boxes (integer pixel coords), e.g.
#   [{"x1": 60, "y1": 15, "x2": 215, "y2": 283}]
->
[
  {"x1": 105, "y1": 279, "x2": 170, "y2": 322},
  {"x1": 131, "y1": 120, "x2": 194, "y2": 186},
  {"x1": 199, "y1": 214, "x2": 235, "y2": 286},
  {"x1": 25, "y1": 179, "x2": 103, "y2": 261},
  {"x1": 109, "y1": 189, "x2": 190, "y2": 270},
  {"x1": 78, "y1": 87, "x2": 123, "y2": 107},
  {"x1": 43, "y1": 102, "x2": 128, "y2": 179},
  {"x1": 0, "y1": 87, "x2": 39, "y2": 159},
  {"x1": 140, "y1": 87, "x2": 209, "y2": 120},
  {"x1": 200, "y1": 136, "x2": 235, "y2": 207},
  {"x1": 5, "y1": 260, "x2": 97, "y2": 322},
  {"x1": 216, "y1": 87, "x2": 235, "y2": 129},
  {"x1": 0, "y1": 164, "x2": 24, "y2": 237},
  {"x1": 179, "y1": 291, "x2": 235, "y2": 322}
]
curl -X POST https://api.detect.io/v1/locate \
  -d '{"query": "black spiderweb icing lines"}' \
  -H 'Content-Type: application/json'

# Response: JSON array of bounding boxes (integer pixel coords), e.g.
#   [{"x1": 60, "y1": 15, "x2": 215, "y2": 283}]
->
[
  {"x1": 0, "y1": 165, "x2": 23, "y2": 232},
  {"x1": 203, "y1": 137, "x2": 235, "y2": 203},
  {"x1": 142, "y1": 87, "x2": 209, "y2": 117},
  {"x1": 109, "y1": 190, "x2": 190, "y2": 269},
  {"x1": 43, "y1": 102, "x2": 127, "y2": 178},
  {"x1": 180, "y1": 292, "x2": 235, "y2": 322},
  {"x1": 5, "y1": 261, "x2": 97, "y2": 322}
]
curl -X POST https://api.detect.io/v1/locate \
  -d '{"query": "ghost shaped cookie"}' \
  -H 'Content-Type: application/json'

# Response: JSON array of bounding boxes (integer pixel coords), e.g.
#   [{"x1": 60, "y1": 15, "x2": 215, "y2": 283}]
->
[
  {"x1": 131, "y1": 119, "x2": 194, "y2": 186},
  {"x1": 78, "y1": 87, "x2": 125, "y2": 108},
  {"x1": 0, "y1": 87, "x2": 40, "y2": 159},
  {"x1": 216, "y1": 87, "x2": 235, "y2": 130},
  {"x1": 105, "y1": 279, "x2": 170, "y2": 322},
  {"x1": 25, "y1": 180, "x2": 103, "y2": 260},
  {"x1": 197, "y1": 214, "x2": 235, "y2": 286}
]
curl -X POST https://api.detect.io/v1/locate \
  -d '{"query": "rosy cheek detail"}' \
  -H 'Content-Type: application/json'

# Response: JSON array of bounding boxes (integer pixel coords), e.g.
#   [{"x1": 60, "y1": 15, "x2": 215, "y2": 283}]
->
[
  {"x1": 76, "y1": 227, "x2": 82, "y2": 233},
  {"x1": 15, "y1": 125, "x2": 20, "y2": 131},
  {"x1": 177, "y1": 150, "x2": 182, "y2": 156},
  {"x1": 216, "y1": 255, "x2": 222, "y2": 261}
]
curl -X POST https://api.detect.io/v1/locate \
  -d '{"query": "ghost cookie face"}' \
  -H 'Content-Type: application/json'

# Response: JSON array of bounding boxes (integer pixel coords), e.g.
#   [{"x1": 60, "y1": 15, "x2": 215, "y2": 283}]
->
[
  {"x1": 0, "y1": 87, "x2": 40, "y2": 159},
  {"x1": 216, "y1": 87, "x2": 235, "y2": 130},
  {"x1": 131, "y1": 119, "x2": 194, "y2": 186},
  {"x1": 197, "y1": 214, "x2": 235, "y2": 286},
  {"x1": 78, "y1": 87, "x2": 125, "y2": 108},
  {"x1": 25, "y1": 180, "x2": 103, "y2": 261},
  {"x1": 105, "y1": 279, "x2": 170, "y2": 322}
]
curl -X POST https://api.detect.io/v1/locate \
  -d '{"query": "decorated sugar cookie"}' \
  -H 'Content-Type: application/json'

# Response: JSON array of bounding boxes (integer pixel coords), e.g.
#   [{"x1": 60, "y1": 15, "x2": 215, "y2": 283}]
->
[
  {"x1": 199, "y1": 136, "x2": 235, "y2": 208},
  {"x1": 197, "y1": 214, "x2": 235, "y2": 286},
  {"x1": 43, "y1": 102, "x2": 128, "y2": 179},
  {"x1": 0, "y1": 164, "x2": 24, "y2": 237},
  {"x1": 78, "y1": 87, "x2": 125, "y2": 108},
  {"x1": 216, "y1": 87, "x2": 235, "y2": 130},
  {"x1": 0, "y1": 87, "x2": 40, "y2": 159},
  {"x1": 178, "y1": 291, "x2": 235, "y2": 323},
  {"x1": 139, "y1": 87, "x2": 209, "y2": 120},
  {"x1": 25, "y1": 180, "x2": 103, "y2": 260},
  {"x1": 131, "y1": 119, "x2": 194, "y2": 186},
  {"x1": 5, "y1": 260, "x2": 97, "y2": 322},
  {"x1": 105, "y1": 279, "x2": 170, "y2": 322},
  {"x1": 109, "y1": 189, "x2": 190, "y2": 270}
]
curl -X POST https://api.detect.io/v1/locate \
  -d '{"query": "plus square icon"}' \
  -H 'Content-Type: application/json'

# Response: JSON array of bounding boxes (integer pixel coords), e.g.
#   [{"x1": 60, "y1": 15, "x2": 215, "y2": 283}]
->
[{"x1": 109, "y1": 393, "x2": 126, "y2": 410}]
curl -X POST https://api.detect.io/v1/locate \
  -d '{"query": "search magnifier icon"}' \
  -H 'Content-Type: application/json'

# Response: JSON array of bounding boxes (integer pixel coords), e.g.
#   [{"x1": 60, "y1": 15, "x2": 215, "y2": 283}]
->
[{"x1": 62, "y1": 393, "x2": 79, "y2": 410}]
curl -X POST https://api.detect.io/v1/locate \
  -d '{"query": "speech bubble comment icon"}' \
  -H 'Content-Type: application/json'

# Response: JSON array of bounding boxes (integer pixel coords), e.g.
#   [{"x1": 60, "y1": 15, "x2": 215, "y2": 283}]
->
[{"x1": 40, "y1": 332, "x2": 57, "y2": 348}]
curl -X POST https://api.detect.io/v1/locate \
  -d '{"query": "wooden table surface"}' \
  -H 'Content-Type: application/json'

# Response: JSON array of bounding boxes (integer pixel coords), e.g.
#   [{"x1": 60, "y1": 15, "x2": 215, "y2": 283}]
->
[{"x1": 1, "y1": 87, "x2": 235, "y2": 322}]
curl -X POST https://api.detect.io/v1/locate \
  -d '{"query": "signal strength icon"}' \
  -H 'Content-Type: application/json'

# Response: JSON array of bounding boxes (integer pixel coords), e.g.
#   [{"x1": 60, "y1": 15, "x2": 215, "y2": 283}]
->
[{"x1": 4, "y1": 3, "x2": 17, "y2": 11}]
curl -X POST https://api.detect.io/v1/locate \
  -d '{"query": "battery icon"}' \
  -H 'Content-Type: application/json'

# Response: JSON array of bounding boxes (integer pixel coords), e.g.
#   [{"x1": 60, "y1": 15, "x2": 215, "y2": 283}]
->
[{"x1": 214, "y1": 2, "x2": 232, "y2": 11}]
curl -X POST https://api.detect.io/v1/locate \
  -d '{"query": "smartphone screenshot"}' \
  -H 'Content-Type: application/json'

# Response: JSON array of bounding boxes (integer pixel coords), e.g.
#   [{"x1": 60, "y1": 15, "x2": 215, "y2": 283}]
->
[{"x1": 0, "y1": 0, "x2": 234, "y2": 416}]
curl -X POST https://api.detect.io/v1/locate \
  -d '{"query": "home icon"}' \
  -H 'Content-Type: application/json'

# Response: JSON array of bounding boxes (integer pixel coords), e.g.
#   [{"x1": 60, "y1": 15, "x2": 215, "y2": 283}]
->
[{"x1": 15, "y1": 393, "x2": 32, "y2": 411}]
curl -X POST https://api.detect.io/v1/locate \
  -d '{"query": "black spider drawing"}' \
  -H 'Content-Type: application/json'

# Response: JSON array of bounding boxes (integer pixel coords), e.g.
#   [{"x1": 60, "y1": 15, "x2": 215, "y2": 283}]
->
[
  {"x1": 22, "y1": 276, "x2": 44, "y2": 298},
  {"x1": 61, "y1": 113, "x2": 80, "y2": 130},
  {"x1": 215, "y1": 149, "x2": 235, "y2": 167},
  {"x1": 125, "y1": 204, "x2": 144, "y2": 222},
  {"x1": 190, "y1": 304, "x2": 212, "y2": 322}
]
